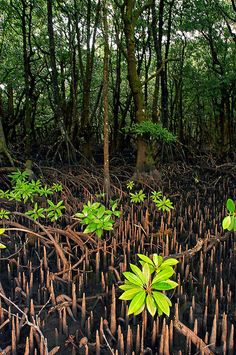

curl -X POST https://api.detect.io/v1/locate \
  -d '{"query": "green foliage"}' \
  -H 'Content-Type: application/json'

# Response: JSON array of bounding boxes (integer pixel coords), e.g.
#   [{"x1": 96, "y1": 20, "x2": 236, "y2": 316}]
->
[
  {"x1": 0, "y1": 170, "x2": 65, "y2": 223},
  {"x1": 151, "y1": 190, "x2": 163, "y2": 202},
  {"x1": 74, "y1": 201, "x2": 120, "y2": 238},
  {"x1": 125, "y1": 121, "x2": 176, "y2": 142},
  {"x1": 126, "y1": 181, "x2": 135, "y2": 190},
  {"x1": 25, "y1": 203, "x2": 46, "y2": 220},
  {"x1": 25, "y1": 200, "x2": 65, "y2": 222},
  {"x1": 155, "y1": 196, "x2": 174, "y2": 212},
  {"x1": 8, "y1": 169, "x2": 30, "y2": 183},
  {"x1": 151, "y1": 190, "x2": 174, "y2": 212},
  {"x1": 0, "y1": 209, "x2": 10, "y2": 219},
  {"x1": 46, "y1": 200, "x2": 65, "y2": 222},
  {"x1": 51, "y1": 183, "x2": 63, "y2": 192},
  {"x1": 109, "y1": 198, "x2": 119, "y2": 208},
  {"x1": 128, "y1": 188, "x2": 174, "y2": 212},
  {"x1": 38, "y1": 185, "x2": 53, "y2": 197},
  {"x1": 222, "y1": 198, "x2": 236, "y2": 232},
  {"x1": 130, "y1": 190, "x2": 146, "y2": 203},
  {"x1": 0, "y1": 170, "x2": 62, "y2": 204},
  {"x1": 119, "y1": 253, "x2": 178, "y2": 316},
  {"x1": 0, "y1": 228, "x2": 6, "y2": 249}
]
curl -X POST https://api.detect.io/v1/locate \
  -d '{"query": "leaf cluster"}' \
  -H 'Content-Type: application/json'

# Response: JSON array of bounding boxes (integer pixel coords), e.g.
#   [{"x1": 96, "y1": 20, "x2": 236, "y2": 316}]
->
[
  {"x1": 0, "y1": 209, "x2": 10, "y2": 220},
  {"x1": 74, "y1": 201, "x2": 121, "y2": 238},
  {"x1": 119, "y1": 254, "x2": 178, "y2": 317},
  {"x1": 222, "y1": 199, "x2": 236, "y2": 232},
  {"x1": 130, "y1": 190, "x2": 146, "y2": 203},
  {"x1": 151, "y1": 191, "x2": 174, "y2": 212},
  {"x1": 0, "y1": 170, "x2": 63, "y2": 203},
  {"x1": 125, "y1": 121, "x2": 176, "y2": 143},
  {"x1": 26, "y1": 200, "x2": 65, "y2": 222}
]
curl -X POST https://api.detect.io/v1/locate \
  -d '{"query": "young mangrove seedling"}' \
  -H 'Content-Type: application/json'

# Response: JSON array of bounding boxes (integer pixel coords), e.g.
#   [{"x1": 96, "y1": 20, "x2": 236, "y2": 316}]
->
[
  {"x1": 130, "y1": 190, "x2": 146, "y2": 203},
  {"x1": 74, "y1": 201, "x2": 120, "y2": 238},
  {"x1": 119, "y1": 253, "x2": 178, "y2": 316},
  {"x1": 222, "y1": 198, "x2": 236, "y2": 232}
]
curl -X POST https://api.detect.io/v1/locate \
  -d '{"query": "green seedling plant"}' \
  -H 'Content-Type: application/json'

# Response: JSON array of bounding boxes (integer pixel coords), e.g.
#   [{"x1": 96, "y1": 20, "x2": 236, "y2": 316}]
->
[
  {"x1": 8, "y1": 169, "x2": 30, "y2": 183},
  {"x1": 38, "y1": 185, "x2": 53, "y2": 197},
  {"x1": 155, "y1": 196, "x2": 174, "y2": 212},
  {"x1": 0, "y1": 209, "x2": 10, "y2": 220},
  {"x1": 151, "y1": 191, "x2": 174, "y2": 212},
  {"x1": 119, "y1": 253, "x2": 178, "y2": 316},
  {"x1": 222, "y1": 198, "x2": 236, "y2": 232},
  {"x1": 130, "y1": 190, "x2": 146, "y2": 203},
  {"x1": 26, "y1": 203, "x2": 46, "y2": 220},
  {"x1": 127, "y1": 181, "x2": 135, "y2": 190},
  {"x1": 151, "y1": 190, "x2": 163, "y2": 202},
  {"x1": 109, "y1": 198, "x2": 119, "y2": 208},
  {"x1": 46, "y1": 200, "x2": 65, "y2": 222},
  {"x1": 0, "y1": 170, "x2": 64, "y2": 206},
  {"x1": 74, "y1": 201, "x2": 120, "y2": 238},
  {"x1": 51, "y1": 183, "x2": 63, "y2": 192}
]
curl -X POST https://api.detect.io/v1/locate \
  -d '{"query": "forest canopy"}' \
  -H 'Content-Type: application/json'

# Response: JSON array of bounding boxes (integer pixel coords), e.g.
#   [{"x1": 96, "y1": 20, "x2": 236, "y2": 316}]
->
[{"x1": 0, "y1": 0, "x2": 235, "y2": 169}]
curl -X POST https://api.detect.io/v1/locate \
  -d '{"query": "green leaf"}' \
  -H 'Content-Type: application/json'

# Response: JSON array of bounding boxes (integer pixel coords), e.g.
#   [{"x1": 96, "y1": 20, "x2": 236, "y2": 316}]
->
[
  {"x1": 74, "y1": 212, "x2": 85, "y2": 218},
  {"x1": 152, "y1": 291, "x2": 170, "y2": 316},
  {"x1": 119, "y1": 284, "x2": 142, "y2": 291},
  {"x1": 142, "y1": 263, "x2": 151, "y2": 285},
  {"x1": 152, "y1": 280, "x2": 178, "y2": 290},
  {"x1": 146, "y1": 294, "x2": 157, "y2": 316},
  {"x1": 128, "y1": 291, "x2": 146, "y2": 315},
  {"x1": 222, "y1": 215, "x2": 231, "y2": 230},
  {"x1": 119, "y1": 288, "x2": 143, "y2": 300},
  {"x1": 153, "y1": 254, "x2": 163, "y2": 267},
  {"x1": 228, "y1": 216, "x2": 235, "y2": 231},
  {"x1": 160, "y1": 258, "x2": 179, "y2": 268},
  {"x1": 97, "y1": 205, "x2": 105, "y2": 218},
  {"x1": 133, "y1": 303, "x2": 145, "y2": 316},
  {"x1": 96, "y1": 229, "x2": 103, "y2": 238},
  {"x1": 84, "y1": 223, "x2": 98, "y2": 234},
  {"x1": 138, "y1": 254, "x2": 154, "y2": 266},
  {"x1": 129, "y1": 264, "x2": 146, "y2": 284},
  {"x1": 0, "y1": 229, "x2": 5, "y2": 235},
  {"x1": 152, "y1": 267, "x2": 175, "y2": 284},
  {"x1": 226, "y1": 199, "x2": 235, "y2": 213},
  {"x1": 123, "y1": 272, "x2": 144, "y2": 287}
]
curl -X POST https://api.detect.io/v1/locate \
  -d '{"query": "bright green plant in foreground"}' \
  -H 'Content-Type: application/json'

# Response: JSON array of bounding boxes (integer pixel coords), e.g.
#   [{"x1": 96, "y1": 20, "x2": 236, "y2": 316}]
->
[
  {"x1": 119, "y1": 253, "x2": 178, "y2": 316},
  {"x1": 74, "y1": 201, "x2": 120, "y2": 238},
  {"x1": 222, "y1": 198, "x2": 236, "y2": 232},
  {"x1": 151, "y1": 191, "x2": 174, "y2": 212}
]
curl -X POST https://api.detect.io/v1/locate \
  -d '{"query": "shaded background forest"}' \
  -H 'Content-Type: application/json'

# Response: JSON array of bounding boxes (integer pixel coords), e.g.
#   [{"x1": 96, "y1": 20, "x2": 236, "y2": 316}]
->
[{"x1": 0, "y1": 0, "x2": 235, "y2": 168}]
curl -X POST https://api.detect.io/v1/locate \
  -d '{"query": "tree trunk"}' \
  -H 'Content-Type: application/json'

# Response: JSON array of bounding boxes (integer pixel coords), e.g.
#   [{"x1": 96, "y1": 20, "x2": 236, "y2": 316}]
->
[
  {"x1": 0, "y1": 96, "x2": 14, "y2": 166},
  {"x1": 103, "y1": 0, "x2": 110, "y2": 197},
  {"x1": 122, "y1": 0, "x2": 154, "y2": 171},
  {"x1": 47, "y1": 0, "x2": 71, "y2": 160}
]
